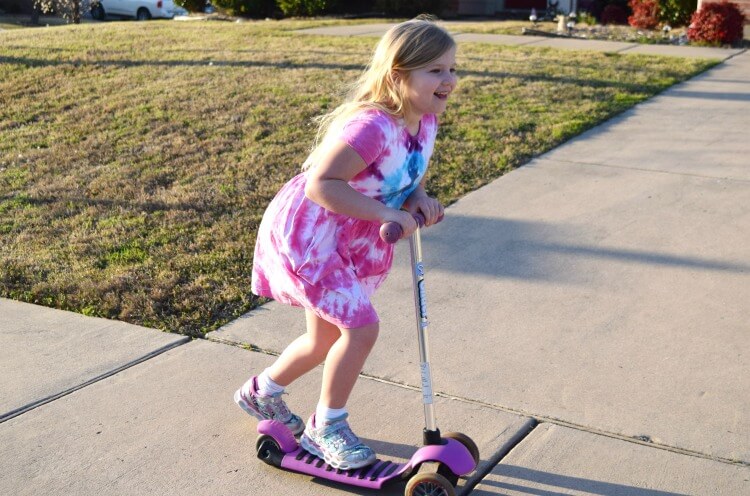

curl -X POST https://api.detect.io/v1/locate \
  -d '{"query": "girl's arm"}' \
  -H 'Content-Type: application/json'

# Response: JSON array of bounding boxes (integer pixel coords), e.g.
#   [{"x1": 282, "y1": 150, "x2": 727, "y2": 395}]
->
[{"x1": 305, "y1": 140, "x2": 418, "y2": 236}]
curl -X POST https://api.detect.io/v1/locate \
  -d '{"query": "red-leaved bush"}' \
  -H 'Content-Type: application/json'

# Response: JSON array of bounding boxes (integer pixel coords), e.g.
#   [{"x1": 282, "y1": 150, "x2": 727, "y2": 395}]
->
[
  {"x1": 628, "y1": 0, "x2": 661, "y2": 29},
  {"x1": 601, "y1": 4, "x2": 630, "y2": 24},
  {"x1": 687, "y1": 1, "x2": 746, "y2": 44}
]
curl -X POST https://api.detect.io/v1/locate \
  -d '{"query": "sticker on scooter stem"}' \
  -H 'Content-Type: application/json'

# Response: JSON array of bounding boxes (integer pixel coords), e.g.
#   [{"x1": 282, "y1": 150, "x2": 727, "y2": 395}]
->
[
  {"x1": 416, "y1": 263, "x2": 427, "y2": 326},
  {"x1": 420, "y1": 362, "x2": 434, "y2": 404},
  {"x1": 417, "y1": 280, "x2": 428, "y2": 325}
]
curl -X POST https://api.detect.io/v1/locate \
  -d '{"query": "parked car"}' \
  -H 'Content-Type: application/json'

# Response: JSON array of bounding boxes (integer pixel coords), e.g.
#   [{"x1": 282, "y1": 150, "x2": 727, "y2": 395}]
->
[{"x1": 91, "y1": 0, "x2": 177, "y2": 21}]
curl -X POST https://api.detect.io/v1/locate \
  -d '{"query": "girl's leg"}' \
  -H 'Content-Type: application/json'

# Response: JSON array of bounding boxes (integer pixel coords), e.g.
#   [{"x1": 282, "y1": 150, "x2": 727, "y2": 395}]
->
[
  {"x1": 236, "y1": 310, "x2": 338, "y2": 435},
  {"x1": 265, "y1": 309, "x2": 341, "y2": 386},
  {"x1": 319, "y1": 322, "x2": 379, "y2": 409},
  {"x1": 299, "y1": 321, "x2": 380, "y2": 470}
]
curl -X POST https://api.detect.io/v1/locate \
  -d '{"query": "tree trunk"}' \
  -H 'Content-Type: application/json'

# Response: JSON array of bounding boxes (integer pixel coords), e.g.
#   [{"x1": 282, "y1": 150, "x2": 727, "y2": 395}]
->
[
  {"x1": 73, "y1": 0, "x2": 82, "y2": 24},
  {"x1": 30, "y1": 5, "x2": 41, "y2": 25}
]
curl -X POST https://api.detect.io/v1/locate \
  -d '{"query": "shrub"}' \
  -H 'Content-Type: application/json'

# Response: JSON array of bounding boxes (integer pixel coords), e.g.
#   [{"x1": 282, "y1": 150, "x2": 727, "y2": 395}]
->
[
  {"x1": 375, "y1": 0, "x2": 450, "y2": 17},
  {"x1": 628, "y1": 0, "x2": 660, "y2": 28},
  {"x1": 687, "y1": 1, "x2": 746, "y2": 44},
  {"x1": 577, "y1": 10, "x2": 599, "y2": 25},
  {"x1": 660, "y1": 0, "x2": 697, "y2": 26},
  {"x1": 277, "y1": 0, "x2": 329, "y2": 16},
  {"x1": 601, "y1": 3, "x2": 630, "y2": 24},
  {"x1": 212, "y1": 0, "x2": 279, "y2": 17},
  {"x1": 176, "y1": 0, "x2": 207, "y2": 12},
  {"x1": 580, "y1": 0, "x2": 630, "y2": 21}
]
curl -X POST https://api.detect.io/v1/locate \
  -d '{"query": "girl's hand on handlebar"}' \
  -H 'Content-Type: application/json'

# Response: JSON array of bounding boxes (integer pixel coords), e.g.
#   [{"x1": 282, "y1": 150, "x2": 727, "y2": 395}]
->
[
  {"x1": 406, "y1": 194, "x2": 444, "y2": 227},
  {"x1": 381, "y1": 208, "x2": 418, "y2": 239}
]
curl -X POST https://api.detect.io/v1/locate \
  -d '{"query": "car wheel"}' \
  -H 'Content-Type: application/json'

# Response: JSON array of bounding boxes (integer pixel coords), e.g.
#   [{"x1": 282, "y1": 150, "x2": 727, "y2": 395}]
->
[
  {"x1": 91, "y1": 4, "x2": 105, "y2": 20},
  {"x1": 136, "y1": 8, "x2": 152, "y2": 21}
]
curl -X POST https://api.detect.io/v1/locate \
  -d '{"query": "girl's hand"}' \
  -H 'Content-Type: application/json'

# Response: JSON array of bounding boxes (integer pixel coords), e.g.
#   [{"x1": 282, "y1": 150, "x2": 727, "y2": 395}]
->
[
  {"x1": 381, "y1": 208, "x2": 419, "y2": 239},
  {"x1": 404, "y1": 188, "x2": 444, "y2": 227}
]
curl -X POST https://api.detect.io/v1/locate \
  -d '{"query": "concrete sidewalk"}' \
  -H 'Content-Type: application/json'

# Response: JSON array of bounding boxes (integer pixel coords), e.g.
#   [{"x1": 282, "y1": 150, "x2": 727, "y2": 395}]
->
[
  {"x1": 2, "y1": 33, "x2": 749, "y2": 496},
  {"x1": 297, "y1": 22, "x2": 746, "y2": 60}
]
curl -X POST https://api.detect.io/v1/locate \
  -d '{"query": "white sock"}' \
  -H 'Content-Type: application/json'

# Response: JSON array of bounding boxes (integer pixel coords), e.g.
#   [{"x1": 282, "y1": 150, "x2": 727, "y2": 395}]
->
[
  {"x1": 316, "y1": 404, "x2": 348, "y2": 426},
  {"x1": 255, "y1": 369, "x2": 285, "y2": 397}
]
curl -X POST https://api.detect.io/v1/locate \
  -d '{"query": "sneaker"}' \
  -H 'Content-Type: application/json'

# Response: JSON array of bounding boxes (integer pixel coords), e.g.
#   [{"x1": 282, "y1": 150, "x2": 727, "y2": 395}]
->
[
  {"x1": 234, "y1": 377, "x2": 304, "y2": 436},
  {"x1": 299, "y1": 413, "x2": 376, "y2": 470}
]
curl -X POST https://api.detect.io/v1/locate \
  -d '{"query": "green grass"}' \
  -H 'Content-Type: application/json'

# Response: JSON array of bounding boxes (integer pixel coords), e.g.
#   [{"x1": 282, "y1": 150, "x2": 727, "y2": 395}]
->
[{"x1": 0, "y1": 20, "x2": 718, "y2": 336}]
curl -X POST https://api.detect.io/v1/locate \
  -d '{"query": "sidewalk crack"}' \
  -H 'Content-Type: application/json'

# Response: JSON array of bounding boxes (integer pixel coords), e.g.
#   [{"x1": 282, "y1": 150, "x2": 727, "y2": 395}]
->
[{"x1": 0, "y1": 337, "x2": 190, "y2": 423}]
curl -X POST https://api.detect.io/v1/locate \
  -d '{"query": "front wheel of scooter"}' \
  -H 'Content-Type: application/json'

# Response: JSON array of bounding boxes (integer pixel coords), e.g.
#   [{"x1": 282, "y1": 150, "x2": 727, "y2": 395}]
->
[
  {"x1": 437, "y1": 432, "x2": 480, "y2": 486},
  {"x1": 443, "y1": 432, "x2": 480, "y2": 465},
  {"x1": 256, "y1": 435, "x2": 284, "y2": 467},
  {"x1": 405, "y1": 472, "x2": 456, "y2": 496}
]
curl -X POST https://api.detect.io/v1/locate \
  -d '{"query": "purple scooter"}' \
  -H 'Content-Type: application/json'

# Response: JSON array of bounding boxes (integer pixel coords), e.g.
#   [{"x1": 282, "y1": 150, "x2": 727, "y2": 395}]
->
[{"x1": 255, "y1": 214, "x2": 479, "y2": 496}]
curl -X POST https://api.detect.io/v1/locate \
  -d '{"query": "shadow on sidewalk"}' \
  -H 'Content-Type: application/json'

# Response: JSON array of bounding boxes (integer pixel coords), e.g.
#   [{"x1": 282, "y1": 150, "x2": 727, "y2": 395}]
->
[
  {"x1": 420, "y1": 214, "x2": 749, "y2": 281},
  {"x1": 667, "y1": 89, "x2": 750, "y2": 101},
  {"x1": 475, "y1": 464, "x2": 689, "y2": 495}
]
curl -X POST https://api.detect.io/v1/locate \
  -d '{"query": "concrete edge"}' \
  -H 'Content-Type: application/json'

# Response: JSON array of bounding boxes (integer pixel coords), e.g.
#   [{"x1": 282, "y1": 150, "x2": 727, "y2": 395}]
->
[
  {"x1": 459, "y1": 418, "x2": 538, "y2": 496},
  {"x1": 206, "y1": 328, "x2": 279, "y2": 355},
  {"x1": 0, "y1": 336, "x2": 191, "y2": 423}
]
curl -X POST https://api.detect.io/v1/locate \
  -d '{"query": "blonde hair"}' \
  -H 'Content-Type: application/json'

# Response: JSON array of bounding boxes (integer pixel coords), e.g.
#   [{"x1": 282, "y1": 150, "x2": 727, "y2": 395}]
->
[{"x1": 303, "y1": 17, "x2": 455, "y2": 169}]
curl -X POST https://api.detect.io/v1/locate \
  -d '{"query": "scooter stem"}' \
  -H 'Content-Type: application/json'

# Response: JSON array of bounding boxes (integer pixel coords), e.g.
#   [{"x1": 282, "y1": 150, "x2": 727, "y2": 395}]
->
[{"x1": 408, "y1": 224, "x2": 441, "y2": 445}]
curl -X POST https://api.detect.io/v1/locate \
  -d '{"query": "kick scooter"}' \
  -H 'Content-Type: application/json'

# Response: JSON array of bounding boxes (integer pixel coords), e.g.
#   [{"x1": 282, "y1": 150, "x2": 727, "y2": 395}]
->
[{"x1": 254, "y1": 214, "x2": 480, "y2": 496}]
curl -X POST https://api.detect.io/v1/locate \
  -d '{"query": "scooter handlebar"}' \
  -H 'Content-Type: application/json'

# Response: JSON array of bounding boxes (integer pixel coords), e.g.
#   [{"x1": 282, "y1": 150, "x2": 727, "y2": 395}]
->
[{"x1": 379, "y1": 213, "x2": 442, "y2": 244}]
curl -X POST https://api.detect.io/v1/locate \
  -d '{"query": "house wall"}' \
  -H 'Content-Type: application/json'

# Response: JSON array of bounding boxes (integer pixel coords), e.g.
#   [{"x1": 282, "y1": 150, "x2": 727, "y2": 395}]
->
[
  {"x1": 458, "y1": 0, "x2": 501, "y2": 15},
  {"x1": 730, "y1": 0, "x2": 750, "y2": 23},
  {"x1": 457, "y1": 0, "x2": 582, "y2": 15}
]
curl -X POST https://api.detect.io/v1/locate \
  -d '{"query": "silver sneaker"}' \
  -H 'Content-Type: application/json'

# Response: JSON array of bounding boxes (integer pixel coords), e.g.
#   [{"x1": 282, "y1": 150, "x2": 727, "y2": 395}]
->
[
  {"x1": 300, "y1": 413, "x2": 376, "y2": 470},
  {"x1": 234, "y1": 376, "x2": 304, "y2": 435}
]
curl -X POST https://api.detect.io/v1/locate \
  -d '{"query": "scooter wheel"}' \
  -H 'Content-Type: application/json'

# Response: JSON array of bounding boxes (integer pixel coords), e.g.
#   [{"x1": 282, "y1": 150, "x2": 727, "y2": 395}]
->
[
  {"x1": 404, "y1": 472, "x2": 456, "y2": 496},
  {"x1": 256, "y1": 435, "x2": 283, "y2": 467},
  {"x1": 442, "y1": 432, "x2": 480, "y2": 465},
  {"x1": 437, "y1": 432, "x2": 480, "y2": 486}
]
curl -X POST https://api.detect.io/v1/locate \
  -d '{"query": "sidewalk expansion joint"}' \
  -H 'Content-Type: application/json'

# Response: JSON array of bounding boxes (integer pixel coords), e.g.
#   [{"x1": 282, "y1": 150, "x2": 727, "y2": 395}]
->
[
  {"x1": 459, "y1": 420, "x2": 538, "y2": 496},
  {"x1": 210, "y1": 337, "x2": 750, "y2": 468},
  {"x1": 205, "y1": 333, "x2": 281, "y2": 357},
  {"x1": 543, "y1": 157, "x2": 750, "y2": 183},
  {"x1": 359, "y1": 374, "x2": 750, "y2": 469},
  {"x1": 0, "y1": 337, "x2": 190, "y2": 424}
]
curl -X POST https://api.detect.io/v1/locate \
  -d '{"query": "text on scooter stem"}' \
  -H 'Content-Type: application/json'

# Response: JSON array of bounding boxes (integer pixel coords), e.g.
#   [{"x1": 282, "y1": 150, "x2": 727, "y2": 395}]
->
[
  {"x1": 420, "y1": 362, "x2": 434, "y2": 404},
  {"x1": 416, "y1": 263, "x2": 428, "y2": 325}
]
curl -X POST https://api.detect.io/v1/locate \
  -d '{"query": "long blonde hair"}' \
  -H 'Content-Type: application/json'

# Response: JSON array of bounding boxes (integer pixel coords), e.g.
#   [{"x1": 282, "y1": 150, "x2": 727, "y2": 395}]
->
[{"x1": 303, "y1": 17, "x2": 455, "y2": 169}]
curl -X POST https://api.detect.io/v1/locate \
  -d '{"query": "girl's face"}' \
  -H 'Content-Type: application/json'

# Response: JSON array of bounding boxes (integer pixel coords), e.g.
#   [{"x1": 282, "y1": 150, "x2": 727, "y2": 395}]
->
[{"x1": 399, "y1": 46, "x2": 458, "y2": 128}]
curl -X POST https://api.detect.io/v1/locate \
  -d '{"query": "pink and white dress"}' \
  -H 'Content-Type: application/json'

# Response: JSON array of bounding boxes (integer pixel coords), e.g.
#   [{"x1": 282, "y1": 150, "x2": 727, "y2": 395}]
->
[{"x1": 251, "y1": 110, "x2": 438, "y2": 329}]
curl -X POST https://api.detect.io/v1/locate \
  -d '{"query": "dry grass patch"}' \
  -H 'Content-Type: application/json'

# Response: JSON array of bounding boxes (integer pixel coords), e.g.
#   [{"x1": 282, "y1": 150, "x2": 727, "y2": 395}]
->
[{"x1": 0, "y1": 20, "x2": 717, "y2": 335}]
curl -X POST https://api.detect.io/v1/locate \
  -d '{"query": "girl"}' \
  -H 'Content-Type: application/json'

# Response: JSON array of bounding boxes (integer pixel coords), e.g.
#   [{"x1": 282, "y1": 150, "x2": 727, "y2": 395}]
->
[{"x1": 235, "y1": 18, "x2": 458, "y2": 470}]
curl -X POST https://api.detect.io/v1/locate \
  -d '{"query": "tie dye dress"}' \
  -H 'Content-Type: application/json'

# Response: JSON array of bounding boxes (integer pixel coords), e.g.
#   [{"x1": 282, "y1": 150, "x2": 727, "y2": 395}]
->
[{"x1": 251, "y1": 109, "x2": 438, "y2": 329}]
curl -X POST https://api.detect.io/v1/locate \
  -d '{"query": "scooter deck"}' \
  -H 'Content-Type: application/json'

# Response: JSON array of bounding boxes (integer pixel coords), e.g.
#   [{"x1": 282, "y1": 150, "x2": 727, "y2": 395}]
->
[{"x1": 281, "y1": 447, "x2": 411, "y2": 489}]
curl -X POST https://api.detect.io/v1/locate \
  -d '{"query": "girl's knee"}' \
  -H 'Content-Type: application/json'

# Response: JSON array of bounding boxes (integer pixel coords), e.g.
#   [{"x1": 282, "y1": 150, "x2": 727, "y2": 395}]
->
[{"x1": 347, "y1": 323, "x2": 379, "y2": 347}]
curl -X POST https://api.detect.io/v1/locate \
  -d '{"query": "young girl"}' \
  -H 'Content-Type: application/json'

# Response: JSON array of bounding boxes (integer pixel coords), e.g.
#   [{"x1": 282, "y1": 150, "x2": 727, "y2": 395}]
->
[{"x1": 235, "y1": 18, "x2": 457, "y2": 470}]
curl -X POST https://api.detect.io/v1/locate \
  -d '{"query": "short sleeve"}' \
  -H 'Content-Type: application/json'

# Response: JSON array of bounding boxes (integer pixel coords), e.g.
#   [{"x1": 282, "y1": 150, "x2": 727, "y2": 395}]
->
[{"x1": 338, "y1": 111, "x2": 390, "y2": 166}]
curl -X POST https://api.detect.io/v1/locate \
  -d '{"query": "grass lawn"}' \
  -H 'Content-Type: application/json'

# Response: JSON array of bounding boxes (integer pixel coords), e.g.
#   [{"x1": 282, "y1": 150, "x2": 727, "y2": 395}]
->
[{"x1": 0, "y1": 19, "x2": 718, "y2": 336}]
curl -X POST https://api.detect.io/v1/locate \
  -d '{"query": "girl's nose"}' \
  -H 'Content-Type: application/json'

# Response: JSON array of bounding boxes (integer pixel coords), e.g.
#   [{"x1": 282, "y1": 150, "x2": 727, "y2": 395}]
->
[{"x1": 446, "y1": 72, "x2": 457, "y2": 88}]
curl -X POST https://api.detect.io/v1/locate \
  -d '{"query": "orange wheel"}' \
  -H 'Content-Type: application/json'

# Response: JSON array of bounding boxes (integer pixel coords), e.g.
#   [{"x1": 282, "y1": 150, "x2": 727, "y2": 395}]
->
[
  {"x1": 443, "y1": 432, "x2": 480, "y2": 465},
  {"x1": 404, "y1": 472, "x2": 456, "y2": 496}
]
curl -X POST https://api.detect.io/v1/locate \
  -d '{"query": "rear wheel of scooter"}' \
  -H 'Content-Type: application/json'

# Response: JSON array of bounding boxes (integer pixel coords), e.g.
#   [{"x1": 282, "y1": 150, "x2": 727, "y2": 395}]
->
[
  {"x1": 405, "y1": 472, "x2": 456, "y2": 496},
  {"x1": 256, "y1": 435, "x2": 283, "y2": 467},
  {"x1": 437, "y1": 432, "x2": 480, "y2": 486}
]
